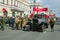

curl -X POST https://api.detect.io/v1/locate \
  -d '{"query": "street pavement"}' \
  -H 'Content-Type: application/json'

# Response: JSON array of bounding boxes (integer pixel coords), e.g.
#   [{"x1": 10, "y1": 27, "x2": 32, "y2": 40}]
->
[{"x1": 0, "y1": 25, "x2": 60, "y2": 40}]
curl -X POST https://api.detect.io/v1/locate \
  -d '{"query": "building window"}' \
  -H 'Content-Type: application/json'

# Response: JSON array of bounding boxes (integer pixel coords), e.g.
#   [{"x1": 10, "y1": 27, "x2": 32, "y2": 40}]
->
[
  {"x1": 30, "y1": 6, "x2": 31, "y2": 9},
  {"x1": 12, "y1": 0, "x2": 14, "y2": 6},
  {"x1": 30, "y1": 11, "x2": 31, "y2": 13},
  {"x1": 3, "y1": 0, "x2": 4, "y2": 3},
  {"x1": 12, "y1": 12, "x2": 15, "y2": 17},
  {"x1": 18, "y1": 2, "x2": 20, "y2": 8},
  {"x1": 19, "y1": 3, "x2": 21, "y2": 8},
  {"x1": 15, "y1": 0, "x2": 18, "y2": 7},
  {"x1": 14, "y1": 0, "x2": 16, "y2": 6},
  {"x1": 8, "y1": 0, "x2": 11, "y2": 5},
  {"x1": 11, "y1": 0, "x2": 13, "y2": 6},
  {"x1": 17, "y1": 1, "x2": 18, "y2": 7},
  {"x1": 7, "y1": 0, "x2": 8, "y2": 5},
  {"x1": 4, "y1": 0, "x2": 7, "y2": 4},
  {"x1": 3, "y1": 0, "x2": 8, "y2": 5}
]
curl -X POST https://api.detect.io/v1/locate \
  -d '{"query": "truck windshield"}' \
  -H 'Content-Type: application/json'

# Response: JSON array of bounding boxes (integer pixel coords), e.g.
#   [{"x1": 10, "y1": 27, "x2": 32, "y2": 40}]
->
[{"x1": 33, "y1": 14, "x2": 45, "y2": 19}]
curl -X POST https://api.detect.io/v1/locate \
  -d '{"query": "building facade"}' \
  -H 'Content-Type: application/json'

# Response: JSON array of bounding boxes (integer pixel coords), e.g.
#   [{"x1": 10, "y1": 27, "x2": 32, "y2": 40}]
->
[{"x1": 0, "y1": 0, "x2": 30, "y2": 17}]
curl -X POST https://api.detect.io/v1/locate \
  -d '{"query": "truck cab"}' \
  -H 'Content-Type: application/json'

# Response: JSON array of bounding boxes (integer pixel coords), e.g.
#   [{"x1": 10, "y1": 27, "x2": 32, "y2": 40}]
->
[{"x1": 32, "y1": 13, "x2": 48, "y2": 28}]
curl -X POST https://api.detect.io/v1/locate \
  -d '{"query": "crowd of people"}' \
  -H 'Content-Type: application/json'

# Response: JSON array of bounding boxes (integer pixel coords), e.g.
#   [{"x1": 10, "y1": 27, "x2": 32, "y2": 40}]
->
[
  {"x1": 0, "y1": 16, "x2": 28, "y2": 31},
  {"x1": 0, "y1": 16, "x2": 56, "y2": 32}
]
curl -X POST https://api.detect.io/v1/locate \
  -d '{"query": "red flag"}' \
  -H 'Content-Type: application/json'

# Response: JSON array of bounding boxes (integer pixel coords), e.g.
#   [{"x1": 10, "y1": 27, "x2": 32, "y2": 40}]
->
[
  {"x1": 38, "y1": 8, "x2": 48, "y2": 12},
  {"x1": 45, "y1": 14, "x2": 49, "y2": 19},
  {"x1": 2, "y1": 8, "x2": 6, "y2": 12},
  {"x1": 33, "y1": 7, "x2": 48, "y2": 12},
  {"x1": 29, "y1": 13, "x2": 34, "y2": 19},
  {"x1": 33, "y1": 6, "x2": 38, "y2": 12}
]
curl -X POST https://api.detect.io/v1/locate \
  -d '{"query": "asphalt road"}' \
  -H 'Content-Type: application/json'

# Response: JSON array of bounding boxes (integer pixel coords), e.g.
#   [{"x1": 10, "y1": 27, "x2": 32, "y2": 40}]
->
[{"x1": 0, "y1": 25, "x2": 60, "y2": 40}]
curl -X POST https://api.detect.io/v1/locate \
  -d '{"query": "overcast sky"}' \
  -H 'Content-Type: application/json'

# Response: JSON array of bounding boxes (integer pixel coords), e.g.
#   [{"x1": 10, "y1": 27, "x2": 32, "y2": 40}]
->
[{"x1": 29, "y1": 0, "x2": 60, "y2": 17}]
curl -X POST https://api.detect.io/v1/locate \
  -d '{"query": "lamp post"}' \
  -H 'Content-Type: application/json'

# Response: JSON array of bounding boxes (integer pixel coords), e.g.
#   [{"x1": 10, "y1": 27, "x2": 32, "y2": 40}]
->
[
  {"x1": 33, "y1": 0, "x2": 36, "y2": 14},
  {"x1": 33, "y1": 0, "x2": 38, "y2": 14}
]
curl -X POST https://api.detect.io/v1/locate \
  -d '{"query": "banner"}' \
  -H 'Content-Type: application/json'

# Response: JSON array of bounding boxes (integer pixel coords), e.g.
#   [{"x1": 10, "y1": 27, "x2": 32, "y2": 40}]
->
[
  {"x1": 33, "y1": 6, "x2": 38, "y2": 12},
  {"x1": 38, "y1": 8, "x2": 48, "y2": 12},
  {"x1": 33, "y1": 7, "x2": 48, "y2": 12}
]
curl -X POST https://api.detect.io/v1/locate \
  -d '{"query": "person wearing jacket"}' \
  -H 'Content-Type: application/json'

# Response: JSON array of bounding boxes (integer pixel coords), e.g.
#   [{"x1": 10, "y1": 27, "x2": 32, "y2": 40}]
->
[
  {"x1": 10, "y1": 17, "x2": 15, "y2": 30},
  {"x1": 1, "y1": 16, "x2": 5, "y2": 31},
  {"x1": 49, "y1": 17, "x2": 55, "y2": 32},
  {"x1": 22, "y1": 17, "x2": 27, "y2": 30},
  {"x1": 14, "y1": 16, "x2": 19, "y2": 30}
]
